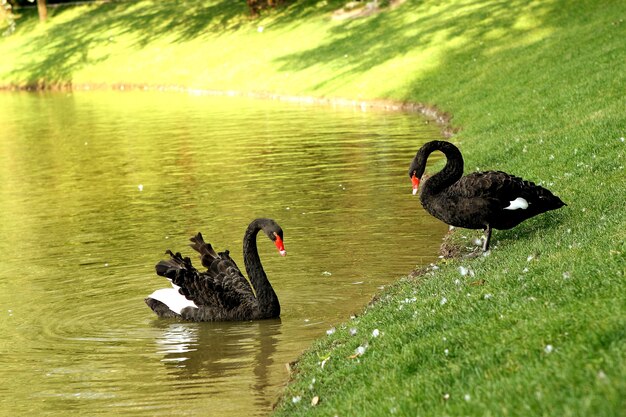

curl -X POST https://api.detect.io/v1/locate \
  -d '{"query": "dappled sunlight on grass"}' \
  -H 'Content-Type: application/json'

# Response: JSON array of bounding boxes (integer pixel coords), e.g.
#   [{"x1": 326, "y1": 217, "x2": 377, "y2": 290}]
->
[
  {"x1": 2, "y1": 0, "x2": 564, "y2": 93},
  {"x1": 3, "y1": 1, "x2": 254, "y2": 85},
  {"x1": 268, "y1": 0, "x2": 563, "y2": 97}
]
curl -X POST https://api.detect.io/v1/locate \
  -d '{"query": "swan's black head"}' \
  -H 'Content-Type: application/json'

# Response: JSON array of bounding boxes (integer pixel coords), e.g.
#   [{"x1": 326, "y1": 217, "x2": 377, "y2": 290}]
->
[
  {"x1": 409, "y1": 141, "x2": 460, "y2": 195},
  {"x1": 259, "y1": 218, "x2": 286, "y2": 257}
]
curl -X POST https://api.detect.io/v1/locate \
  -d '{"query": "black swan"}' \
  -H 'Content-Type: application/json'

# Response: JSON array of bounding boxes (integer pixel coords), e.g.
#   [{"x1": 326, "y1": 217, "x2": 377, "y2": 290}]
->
[
  {"x1": 145, "y1": 218, "x2": 286, "y2": 321},
  {"x1": 409, "y1": 141, "x2": 565, "y2": 251}
]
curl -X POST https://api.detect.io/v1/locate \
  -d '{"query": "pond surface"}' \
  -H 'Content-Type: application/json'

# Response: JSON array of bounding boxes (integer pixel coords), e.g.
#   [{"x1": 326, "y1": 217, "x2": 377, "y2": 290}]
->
[{"x1": 0, "y1": 91, "x2": 445, "y2": 416}]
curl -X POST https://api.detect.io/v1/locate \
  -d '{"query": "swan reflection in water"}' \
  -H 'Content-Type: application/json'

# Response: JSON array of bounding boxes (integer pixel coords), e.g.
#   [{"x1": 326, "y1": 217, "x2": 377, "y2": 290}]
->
[{"x1": 152, "y1": 319, "x2": 282, "y2": 410}]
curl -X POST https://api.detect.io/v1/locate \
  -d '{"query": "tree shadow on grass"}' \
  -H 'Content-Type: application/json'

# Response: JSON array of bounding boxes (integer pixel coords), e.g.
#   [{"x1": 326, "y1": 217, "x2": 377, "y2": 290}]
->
[
  {"x1": 8, "y1": 0, "x2": 355, "y2": 85},
  {"x1": 10, "y1": 1, "x2": 252, "y2": 85},
  {"x1": 272, "y1": 0, "x2": 568, "y2": 92},
  {"x1": 9, "y1": 0, "x2": 613, "y2": 98}
]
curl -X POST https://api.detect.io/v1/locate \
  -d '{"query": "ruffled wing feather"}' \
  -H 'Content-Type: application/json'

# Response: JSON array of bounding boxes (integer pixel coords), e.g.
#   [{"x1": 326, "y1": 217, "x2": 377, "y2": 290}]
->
[{"x1": 155, "y1": 233, "x2": 257, "y2": 311}]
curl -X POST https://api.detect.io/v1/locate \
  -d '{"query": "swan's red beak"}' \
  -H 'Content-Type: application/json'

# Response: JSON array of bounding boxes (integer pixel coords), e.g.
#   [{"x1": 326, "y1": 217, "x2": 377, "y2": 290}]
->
[
  {"x1": 274, "y1": 235, "x2": 286, "y2": 257},
  {"x1": 411, "y1": 174, "x2": 420, "y2": 195}
]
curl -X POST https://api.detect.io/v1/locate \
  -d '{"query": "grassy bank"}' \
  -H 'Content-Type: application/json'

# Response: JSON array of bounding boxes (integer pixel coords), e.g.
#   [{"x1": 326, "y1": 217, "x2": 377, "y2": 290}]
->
[{"x1": 2, "y1": 0, "x2": 625, "y2": 416}]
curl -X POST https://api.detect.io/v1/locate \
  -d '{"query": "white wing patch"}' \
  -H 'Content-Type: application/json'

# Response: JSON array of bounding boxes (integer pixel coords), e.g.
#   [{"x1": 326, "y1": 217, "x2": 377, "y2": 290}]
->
[
  {"x1": 148, "y1": 288, "x2": 198, "y2": 314},
  {"x1": 504, "y1": 197, "x2": 529, "y2": 210},
  {"x1": 166, "y1": 278, "x2": 181, "y2": 291}
]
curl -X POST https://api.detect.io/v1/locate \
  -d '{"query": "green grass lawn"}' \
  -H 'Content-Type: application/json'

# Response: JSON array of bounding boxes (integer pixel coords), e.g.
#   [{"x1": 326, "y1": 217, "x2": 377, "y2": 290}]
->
[{"x1": 2, "y1": 0, "x2": 625, "y2": 415}]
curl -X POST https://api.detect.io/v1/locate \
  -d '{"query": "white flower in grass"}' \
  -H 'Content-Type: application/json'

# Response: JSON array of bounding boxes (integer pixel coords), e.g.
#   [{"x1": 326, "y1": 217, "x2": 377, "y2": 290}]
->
[
  {"x1": 355, "y1": 345, "x2": 367, "y2": 356},
  {"x1": 444, "y1": 348, "x2": 449, "y2": 356},
  {"x1": 459, "y1": 266, "x2": 475, "y2": 276},
  {"x1": 464, "y1": 394, "x2": 471, "y2": 401},
  {"x1": 443, "y1": 393, "x2": 450, "y2": 400},
  {"x1": 138, "y1": 184, "x2": 144, "y2": 191},
  {"x1": 484, "y1": 293, "x2": 493, "y2": 300},
  {"x1": 563, "y1": 271, "x2": 571, "y2": 280},
  {"x1": 440, "y1": 297, "x2": 448, "y2": 306},
  {"x1": 291, "y1": 396, "x2": 301, "y2": 404},
  {"x1": 349, "y1": 328, "x2": 357, "y2": 336},
  {"x1": 544, "y1": 344, "x2": 554, "y2": 354},
  {"x1": 326, "y1": 327, "x2": 335, "y2": 336},
  {"x1": 527, "y1": 255, "x2": 534, "y2": 262},
  {"x1": 372, "y1": 329, "x2": 380, "y2": 338}
]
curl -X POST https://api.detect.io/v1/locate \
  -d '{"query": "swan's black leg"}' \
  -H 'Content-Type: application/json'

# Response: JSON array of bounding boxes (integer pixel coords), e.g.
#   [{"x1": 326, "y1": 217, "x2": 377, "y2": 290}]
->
[{"x1": 482, "y1": 225, "x2": 492, "y2": 252}]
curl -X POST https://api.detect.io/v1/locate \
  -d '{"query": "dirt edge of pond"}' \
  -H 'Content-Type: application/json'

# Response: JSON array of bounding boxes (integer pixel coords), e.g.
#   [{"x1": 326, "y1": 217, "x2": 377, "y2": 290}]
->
[
  {"x1": 276, "y1": 228, "x2": 472, "y2": 408},
  {"x1": 0, "y1": 82, "x2": 459, "y2": 138}
]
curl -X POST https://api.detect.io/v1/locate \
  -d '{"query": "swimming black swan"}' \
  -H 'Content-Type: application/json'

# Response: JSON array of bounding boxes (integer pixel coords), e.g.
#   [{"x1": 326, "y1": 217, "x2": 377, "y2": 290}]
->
[
  {"x1": 145, "y1": 218, "x2": 286, "y2": 321},
  {"x1": 409, "y1": 141, "x2": 565, "y2": 251}
]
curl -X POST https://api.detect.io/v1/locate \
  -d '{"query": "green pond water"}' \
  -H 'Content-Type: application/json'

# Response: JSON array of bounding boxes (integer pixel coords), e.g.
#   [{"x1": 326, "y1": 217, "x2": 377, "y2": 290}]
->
[{"x1": 0, "y1": 91, "x2": 445, "y2": 416}]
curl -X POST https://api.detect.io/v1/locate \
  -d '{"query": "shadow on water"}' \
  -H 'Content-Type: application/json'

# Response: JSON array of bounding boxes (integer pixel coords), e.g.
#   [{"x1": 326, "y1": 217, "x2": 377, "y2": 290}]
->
[{"x1": 152, "y1": 319, "x2": 281, "y2": 411}]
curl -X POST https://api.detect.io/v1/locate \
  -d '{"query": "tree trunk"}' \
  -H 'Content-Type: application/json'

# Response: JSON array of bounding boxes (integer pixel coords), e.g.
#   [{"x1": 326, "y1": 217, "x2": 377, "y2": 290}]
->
[{"x1": 37, "y1": 0, "x2": 47, "y2": 22}]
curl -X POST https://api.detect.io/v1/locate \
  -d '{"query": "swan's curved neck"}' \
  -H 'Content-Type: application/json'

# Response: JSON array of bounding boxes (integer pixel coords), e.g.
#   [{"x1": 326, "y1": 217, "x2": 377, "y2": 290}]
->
[
  {"x1": 243, "y1": 220, "x2": 280, "y2": 317},
  {"x1": 418, "y1": 141, "x2": 464, "y2": 194}
]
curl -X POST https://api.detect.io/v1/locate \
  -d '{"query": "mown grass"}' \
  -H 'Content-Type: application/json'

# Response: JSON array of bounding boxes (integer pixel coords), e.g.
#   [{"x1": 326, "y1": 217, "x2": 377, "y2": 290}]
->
[{"x1": 2, "y1": 0, "x2": 625, "y2": 416}]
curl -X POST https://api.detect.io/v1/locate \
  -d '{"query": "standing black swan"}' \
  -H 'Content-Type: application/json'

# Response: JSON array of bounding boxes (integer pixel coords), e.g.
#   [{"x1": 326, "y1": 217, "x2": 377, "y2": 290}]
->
[
  {"x1": 409, "y1": 141, "x2": 565, "y2": 251},
  {"x1": 145, "y1": 218, "x2": 286, "y2": 321}
]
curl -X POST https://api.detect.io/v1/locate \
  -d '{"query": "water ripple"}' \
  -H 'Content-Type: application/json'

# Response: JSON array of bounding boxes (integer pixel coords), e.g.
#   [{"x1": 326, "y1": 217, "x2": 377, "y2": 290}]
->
[{"x1": 0, "y1": 91, "x2": 444, "y2": 416}]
